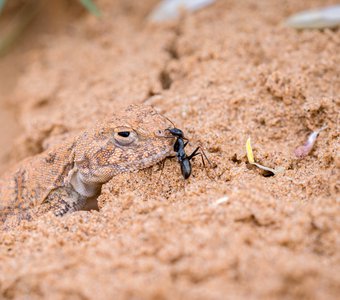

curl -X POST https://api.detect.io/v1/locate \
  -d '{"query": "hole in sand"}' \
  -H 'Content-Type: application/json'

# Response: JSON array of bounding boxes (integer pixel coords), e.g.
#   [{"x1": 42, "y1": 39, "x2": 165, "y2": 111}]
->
[{"x1": 159, "y1": 70, "x2": 172, "y2": 90}]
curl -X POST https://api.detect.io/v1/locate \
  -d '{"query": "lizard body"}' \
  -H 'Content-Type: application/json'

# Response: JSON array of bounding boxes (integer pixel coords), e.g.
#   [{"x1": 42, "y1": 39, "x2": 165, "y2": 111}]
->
[{"x1": 0, "y1": 105, "x2": 175, "y2": 227}]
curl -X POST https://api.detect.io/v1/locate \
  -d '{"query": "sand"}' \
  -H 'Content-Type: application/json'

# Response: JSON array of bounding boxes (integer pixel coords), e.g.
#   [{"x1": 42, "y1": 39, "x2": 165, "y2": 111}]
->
[{"x1": 0, "y1": 0, "x2": 339, "y2": 299}]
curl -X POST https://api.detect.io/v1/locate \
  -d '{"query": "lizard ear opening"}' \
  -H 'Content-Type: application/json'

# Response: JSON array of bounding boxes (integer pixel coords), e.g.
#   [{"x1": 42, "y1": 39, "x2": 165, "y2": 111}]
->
[{"x1": 113, "y1": 127, "x2": 137, "y2": 146}]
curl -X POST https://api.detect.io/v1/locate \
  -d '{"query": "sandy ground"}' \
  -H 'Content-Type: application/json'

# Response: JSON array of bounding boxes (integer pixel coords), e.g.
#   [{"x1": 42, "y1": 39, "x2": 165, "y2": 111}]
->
[{"x1": 0, "y1": 0, "x2": 339, "y2": 299}]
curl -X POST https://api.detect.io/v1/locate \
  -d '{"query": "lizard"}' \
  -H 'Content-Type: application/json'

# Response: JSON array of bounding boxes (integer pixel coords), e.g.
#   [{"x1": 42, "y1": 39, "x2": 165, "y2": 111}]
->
[{"x1": 0, "y1": 104, "x2": 176, "y2": 228}]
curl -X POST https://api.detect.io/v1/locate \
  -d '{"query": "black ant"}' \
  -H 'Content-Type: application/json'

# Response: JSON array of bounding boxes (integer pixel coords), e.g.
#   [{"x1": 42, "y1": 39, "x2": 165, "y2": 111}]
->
[{"x1": 167, "y1": 128, "x2": 207, "y2": 179}]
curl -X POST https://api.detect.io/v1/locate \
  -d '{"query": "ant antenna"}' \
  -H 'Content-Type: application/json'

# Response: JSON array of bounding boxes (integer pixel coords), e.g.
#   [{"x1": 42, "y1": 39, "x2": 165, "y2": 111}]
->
[{"x1": 164, "y1": 115, "x2": 176, "y2": 128}]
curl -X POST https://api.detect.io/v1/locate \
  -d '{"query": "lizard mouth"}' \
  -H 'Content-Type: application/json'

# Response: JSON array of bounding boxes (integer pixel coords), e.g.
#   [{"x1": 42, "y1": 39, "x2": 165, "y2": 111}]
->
[
  {"x1": 154, "y1": 128, "x2": 173, "y2": 138},
  {"x1": 136, "y1": 147, "x2": 174, "y2": 170},
  {"x1": 77, "y1": 146, "x2": 174, "y2": 186}
]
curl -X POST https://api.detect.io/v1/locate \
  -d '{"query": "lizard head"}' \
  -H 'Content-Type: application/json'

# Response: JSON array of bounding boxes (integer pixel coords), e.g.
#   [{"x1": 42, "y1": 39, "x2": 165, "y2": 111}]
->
[{"x1": 72, "y1": 105, "x2": 176, "y2": 191}]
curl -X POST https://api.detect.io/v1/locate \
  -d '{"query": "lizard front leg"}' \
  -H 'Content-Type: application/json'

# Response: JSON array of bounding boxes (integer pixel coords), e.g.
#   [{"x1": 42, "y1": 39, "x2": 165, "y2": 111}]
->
[
  {"x1": 3, "y1": 187, "x2": 87, "y2": 229},
  {"x1": 42, "y1": 186, "x2": 87, "y2": 217}
]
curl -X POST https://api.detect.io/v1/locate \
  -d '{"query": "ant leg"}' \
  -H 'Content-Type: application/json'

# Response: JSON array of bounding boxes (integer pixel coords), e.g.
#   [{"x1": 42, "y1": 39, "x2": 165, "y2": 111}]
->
[
  {"x1": 187, "y1": 147, "x2": 200, "y2": 160},
  {"x1": 199, "y1": 147, "x2": 216, "y2": 180},
  {"x1": 200, "y1": 148, "x2": 213, "y2": 167},
  {"x1": 156, "y1": 159, "x2": 167, "y2": 183},
  {"x1": 190, "y1": 146, "x2": 213, "y2": 167},
  {"x1": 188, "y1": 146, "x2": 215, "y2": 180}
]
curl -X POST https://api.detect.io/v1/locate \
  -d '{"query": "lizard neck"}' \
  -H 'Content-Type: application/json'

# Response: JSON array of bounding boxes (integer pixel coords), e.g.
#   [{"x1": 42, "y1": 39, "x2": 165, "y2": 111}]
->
[{"x1": 70, "y1": 171, "x2": 101, "y2": 198}]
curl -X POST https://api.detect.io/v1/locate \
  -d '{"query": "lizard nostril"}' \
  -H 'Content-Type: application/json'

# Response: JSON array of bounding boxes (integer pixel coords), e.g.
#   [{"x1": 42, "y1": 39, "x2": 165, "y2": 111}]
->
[{"x1": 155, "y1": 130, "x2": 163, "y2": 136}]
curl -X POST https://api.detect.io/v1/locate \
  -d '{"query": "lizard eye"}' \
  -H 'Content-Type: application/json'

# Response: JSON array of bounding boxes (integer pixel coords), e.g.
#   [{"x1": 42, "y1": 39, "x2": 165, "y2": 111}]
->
[
  {"x1": 113, "y1": 127, "x2": 137, "y2": 146},
  {"x1": 118, "y1": 131, "x2": 130, "y2": 137}
]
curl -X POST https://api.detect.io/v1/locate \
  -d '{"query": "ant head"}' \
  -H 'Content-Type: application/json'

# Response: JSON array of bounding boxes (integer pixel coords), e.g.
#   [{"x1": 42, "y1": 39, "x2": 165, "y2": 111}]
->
[{"x1": 167, "y1": 127, "x2": 184, "y2": 138}]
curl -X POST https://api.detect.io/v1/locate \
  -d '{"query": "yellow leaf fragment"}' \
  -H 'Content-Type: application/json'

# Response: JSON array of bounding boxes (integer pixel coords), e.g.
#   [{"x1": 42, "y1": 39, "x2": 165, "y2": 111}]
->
[
  {"x1": 254, "y1": 163, "x2": 284, "y2": 175},
  {"x1": 245, "y1": 137, "x2": 285, "y2": 176},
  {"x1": 246, "y1": 137, "x2": 255, "y2": 164}
]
